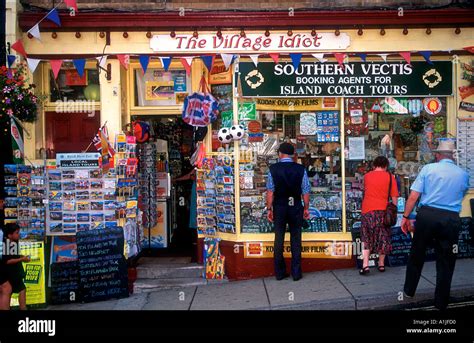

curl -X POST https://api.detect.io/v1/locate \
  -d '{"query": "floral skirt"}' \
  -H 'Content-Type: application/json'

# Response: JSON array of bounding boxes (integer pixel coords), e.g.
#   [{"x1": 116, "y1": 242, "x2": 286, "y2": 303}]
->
[{"x1": 360, "y1": 210, "x2": 392, "y2": 255}]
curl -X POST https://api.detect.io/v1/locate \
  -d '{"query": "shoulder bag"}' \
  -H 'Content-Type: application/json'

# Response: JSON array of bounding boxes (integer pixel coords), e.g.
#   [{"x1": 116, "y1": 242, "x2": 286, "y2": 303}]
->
[{"x1": 384, "y1": 172, "x2": 398, "y2": 227}]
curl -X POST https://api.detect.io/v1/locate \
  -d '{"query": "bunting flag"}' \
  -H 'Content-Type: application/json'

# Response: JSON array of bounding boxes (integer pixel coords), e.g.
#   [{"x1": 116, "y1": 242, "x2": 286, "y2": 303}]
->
[
  {"x1": 117, "y1": 54, "x2": 130, "y2": 70},
  {"x1": 28, "y1": 24, "x2": 41, "y2": 41},
  {"x1": 159, "y1": 57, "x2": 172, "y2": 71},
  {"x1": 356, "y1": 53, "x2": 367, "y2": 62},
  {"x1": 46, "y1": 8, "x2": 61, "y2": 26},
  {"x1": 26, "y1": 58, "x2": 41, "y2": 73},
  {"x1": 419, "y1": 51, "x2": 433, "y2": 65},
  {"x1": 7, "y1": 55, "x2": 16, "y2": 68},
  {"x1": 139, "y1": 55, "x2": 150, "y2": 74},
  {"x1": 399, "y1": 52, "x2": 411, "y2": 64},
  {"x1": 312, "y1": 53, "x2": 327, "y2": 63},
  {"x1": 269, "y1": 53, "x2": 279, "y2": 64},
  {"x1": 180, "y1": 58, "x2": 192, "y2": 75},
  {"x1": 92, "y1": 124, "x2": 115, "y2": 159},
  {"x1": 290, "y1": 53, "x2": 302, "y2": 69},
  {"x1": 249, "y1": 54, "x2": 259, "y2": 67},
  {"x1": 11, "y1": 40, "x2": 28, "y2": 58},
  {"x1": 220, "y1": 54, "x2": 234, "y2": 70},
  {"x1": 334, "y1": 53, "x2": 347, "y2": 66},
  {"x1": 96, "y1": 55, "x2": 108, "y2": 70},
  {"x1": 73, "y1": 59, "x2": 86, "y2": 78},
  {"x1": 50, "y1": 60, "x2": 63, "y2": 79},
  {"x1": 65, "y1": 0, "x2": 78, "y2": 11},
  {"x1": 10, "y1": 118, "x2": 24, "y2": 165},
  {"x1": 378, "y1": 54, "x2": 388, "y2": 62},
  {"x1": 463, "y1": 46, "x2": 474, "y2": 54},
  {"x1": 201, "y1": 55, "x2": 215, "y2": 72}
]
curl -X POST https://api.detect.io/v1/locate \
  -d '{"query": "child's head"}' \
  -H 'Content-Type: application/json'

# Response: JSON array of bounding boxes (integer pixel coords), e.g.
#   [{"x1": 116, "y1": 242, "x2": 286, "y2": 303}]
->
[{"x1": 3, "y1": 223, "x2": 20, "y2": 242}]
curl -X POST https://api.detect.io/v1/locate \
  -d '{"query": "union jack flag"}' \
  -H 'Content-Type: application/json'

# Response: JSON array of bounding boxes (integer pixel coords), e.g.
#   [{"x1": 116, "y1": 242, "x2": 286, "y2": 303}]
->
[{"x1": 92, "y1": 125, "x2": 115, "y2": 157}]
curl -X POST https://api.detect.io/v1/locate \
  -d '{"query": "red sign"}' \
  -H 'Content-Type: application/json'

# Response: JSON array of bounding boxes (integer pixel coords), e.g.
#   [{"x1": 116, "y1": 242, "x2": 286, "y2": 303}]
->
[{"x1": 65, "y1": 70, "x2": 87, "y2": 86}]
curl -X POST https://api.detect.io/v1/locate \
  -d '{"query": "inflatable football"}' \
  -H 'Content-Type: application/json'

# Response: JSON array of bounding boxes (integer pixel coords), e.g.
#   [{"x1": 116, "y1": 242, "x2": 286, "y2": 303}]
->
[
  {"x1": 230, "y1": 125, "x2": 245, "y2": 141},
  {"x1": 218, "y1": 127, "x2": 233, "y2": 144}
]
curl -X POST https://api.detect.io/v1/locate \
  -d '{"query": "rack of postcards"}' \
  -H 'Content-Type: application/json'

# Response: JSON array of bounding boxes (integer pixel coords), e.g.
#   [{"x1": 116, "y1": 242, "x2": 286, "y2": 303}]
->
[
  {"x1": 196, "y1": 155, "x2": 235, "y2": 236},
  {"x1": 3, "y1": 164, "x2": 47, "y2": 241}
]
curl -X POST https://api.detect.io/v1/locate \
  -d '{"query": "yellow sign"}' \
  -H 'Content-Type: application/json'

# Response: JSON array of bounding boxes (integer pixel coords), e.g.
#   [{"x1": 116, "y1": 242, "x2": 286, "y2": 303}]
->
[
  {"x1": 145, "y1": 81, "x2": 174, "y2": 100},
  {"x1": 11, "y1": 241, "x2": 46, "y2": 307},
  {"x1": 255, "y1": 98, "x2": 338, "y2": 111},
  {"x1": 209, "y1": 62, "x2": 232, "y2": 85},
  {"x1": 244, "y1": 241, "x2": 351, "y2": 259}
]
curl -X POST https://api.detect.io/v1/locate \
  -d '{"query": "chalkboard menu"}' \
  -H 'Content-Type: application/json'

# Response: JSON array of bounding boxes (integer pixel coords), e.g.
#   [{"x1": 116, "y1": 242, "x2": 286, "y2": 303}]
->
[
  {"x1": 76, "y1": 227, "x2": 129, "y2": 303},
  {"x1": 387, "y1": 226, "x2": 412, "y2": 267},
  {"x1": 458, "y1": 217, "x2": 473, "y2": 259},
  {"x1": 51, "y1": 261, "x2": 79, "y2": 305}
]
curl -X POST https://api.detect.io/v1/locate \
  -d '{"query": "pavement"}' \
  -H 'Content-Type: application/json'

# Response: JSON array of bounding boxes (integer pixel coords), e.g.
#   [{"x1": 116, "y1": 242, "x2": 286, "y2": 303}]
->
[{"x1": 46, "y1": 258, "x2": 474, "y2": 311}]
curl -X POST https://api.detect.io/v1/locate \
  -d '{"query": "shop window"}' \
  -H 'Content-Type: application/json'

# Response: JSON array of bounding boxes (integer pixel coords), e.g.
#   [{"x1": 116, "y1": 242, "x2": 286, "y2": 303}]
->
[
  {"x1": 238, "y1": 101, "x2": 343, "y2": 234},
  {"x1": 344, "y1": 97, "x2": 447, "y2": 232},
  {"x1": 49, "y1": 67, "x2": 100, "y2": 103},
  {"x1": 134, "y1": 69, "x2": 190, "y2": 107}
]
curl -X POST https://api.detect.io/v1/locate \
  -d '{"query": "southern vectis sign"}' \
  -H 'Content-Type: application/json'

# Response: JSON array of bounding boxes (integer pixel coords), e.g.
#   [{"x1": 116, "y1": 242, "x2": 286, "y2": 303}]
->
[{"x1": 239, "y1": 61, "x2": 452, "y2": 97}]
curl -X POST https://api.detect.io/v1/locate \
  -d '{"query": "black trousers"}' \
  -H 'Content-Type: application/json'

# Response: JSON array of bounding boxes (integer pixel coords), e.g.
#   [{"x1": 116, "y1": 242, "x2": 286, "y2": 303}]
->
[
  {"x1": 273, "y1": 204, "x2": 303, "y2": 278},
  {"x1": 404, "y1": 206, "x2": 461, "y2": 310}
]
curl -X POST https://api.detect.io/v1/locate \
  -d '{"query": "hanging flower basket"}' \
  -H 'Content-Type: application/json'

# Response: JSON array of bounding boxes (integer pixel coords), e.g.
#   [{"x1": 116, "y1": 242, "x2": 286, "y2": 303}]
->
[{"x1": 1, "y1": 63, "x2": 40, "y2": 123}]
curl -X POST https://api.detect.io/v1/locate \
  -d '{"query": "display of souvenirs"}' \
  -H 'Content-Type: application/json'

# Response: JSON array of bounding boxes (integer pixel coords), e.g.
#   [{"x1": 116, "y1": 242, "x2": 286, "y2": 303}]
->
[
  {"x1": 196, "y1": 155, "x2": 235, "y2": 235},
  {"x1": 317, "y1": 111, "x2": 340, "y2": 142},
  {"x1": 3, "y1": 164, "x2": 46, "y2": 240},
  {"x1": 138, "y1": 142, "x2": 160, "y2": 231}
]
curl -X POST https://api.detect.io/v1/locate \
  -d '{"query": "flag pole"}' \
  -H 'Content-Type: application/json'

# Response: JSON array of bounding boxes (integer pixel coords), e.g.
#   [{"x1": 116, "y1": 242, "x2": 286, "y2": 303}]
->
[{"x1": 83, "y1": 121, "x2": 107, "y2": 153}]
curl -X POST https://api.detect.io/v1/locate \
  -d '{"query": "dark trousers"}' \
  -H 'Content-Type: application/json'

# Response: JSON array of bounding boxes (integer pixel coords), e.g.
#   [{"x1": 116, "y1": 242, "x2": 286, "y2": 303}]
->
[
  {"x1": 404, "y1": 206, "x2": 461, "y2": 310},
  {"x1": 273, "y1": 204, "x2": 303, "y2": 278}
]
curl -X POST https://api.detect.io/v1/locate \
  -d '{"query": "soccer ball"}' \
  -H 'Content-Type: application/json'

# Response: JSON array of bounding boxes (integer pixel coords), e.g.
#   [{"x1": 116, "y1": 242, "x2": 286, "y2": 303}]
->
[
  {"x1": 218, "y1": 128, "x2": 233, "y2": 144},
  {"x1": 230, "y1": 125, "x2": 245, "y2": 141}
]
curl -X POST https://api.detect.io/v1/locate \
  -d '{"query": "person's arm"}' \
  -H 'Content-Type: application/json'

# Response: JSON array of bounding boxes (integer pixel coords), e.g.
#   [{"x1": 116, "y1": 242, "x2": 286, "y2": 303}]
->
[
  {"x1": 391, "y1": 174, "x2": 398, "y2": 205},
  {"x1": 301, "y1": 170, "x2": 311, "y2": 219},
  {"x1": 266, "y1": 171, "x2": 275, "y2": 222},
  {"x1": 173, "y1": 169, "x2": 195, "y2": 183},
  {"x1": 401, "y1": 191, "x2": 421, "y2": 234},
  {"x1": 6, "y1": 256, "x2": 29, "y2": 265}
]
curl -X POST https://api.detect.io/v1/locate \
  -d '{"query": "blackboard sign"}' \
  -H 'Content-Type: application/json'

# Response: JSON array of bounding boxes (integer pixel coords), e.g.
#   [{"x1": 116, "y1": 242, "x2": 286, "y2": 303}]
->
[
  {"x1": 388, "y1": 226, "x2": 412, "y2": 267},
  {"x1": 76, "y1": 227, "x2": 129, "y2": 303},
  {"x1": 458, "y1": 217, "x2": 473, "y2": 259},
  {"x1": 50, "y1": 261, "x2": 79, "y2": 305}
]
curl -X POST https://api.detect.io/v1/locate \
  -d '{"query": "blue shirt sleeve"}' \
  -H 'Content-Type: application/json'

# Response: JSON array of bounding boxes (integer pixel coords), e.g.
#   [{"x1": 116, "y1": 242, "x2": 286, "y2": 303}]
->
[
  {"x1": 411, "y1": 165, "x2": 427, "y2": 193},
  {"x1": 301, "y1": 170, "x2": 311, "y2": 195},
  {"x1": 266, "y1": 170, "x2": 275, "y2": 192}
]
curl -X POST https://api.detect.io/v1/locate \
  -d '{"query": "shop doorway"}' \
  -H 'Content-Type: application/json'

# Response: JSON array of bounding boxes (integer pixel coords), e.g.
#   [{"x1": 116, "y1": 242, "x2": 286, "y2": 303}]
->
[
  {"x1": 132, "y1": 115, "x2": 197, "y2": 259},
  {"x1": 45, "y1": 111, "x2": 101, "y2": 158}
]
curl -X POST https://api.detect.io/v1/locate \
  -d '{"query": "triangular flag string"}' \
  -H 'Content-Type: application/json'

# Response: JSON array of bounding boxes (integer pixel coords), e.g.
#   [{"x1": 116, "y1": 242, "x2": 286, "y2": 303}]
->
[
  {"x1": 378, "y1": 54, "x2": 389, "y2": 62},
  {"x1": 201, "y1": 55, "x2": 215, "y2": 72},
  {"x1": 73, "y1": 59, "x2": 86, "y2": 78},
  {"x1": 419, "y1": 51, "x2": 433, "y2": 65},
  {"x1": 399, "y1": 51, "x2": 411, "y2": 64},
  {"x1": 334, "y1": 53, "x2": 347, "y2": 67},
  {"x1": 28, "y1": 24, "x2": 41, "y2": 41},
  {"x1": 159, "y1": 57, "x2": 172, "y2": 72},
  {"x1": 117, "y1": 55, "x2": 130, "y2": 70},
  {"x1": 249, "y1": 54, "x2": 259, "y2": 67},
  {"x1": 269, "y1": 53, "x2": 280, "y2": 64},
  {"x1": 180, "y1": 58, "x2": 192, "y2": 75},
  {"x1": 7, "y1": 55, "x2": 16, "y2": 68},
  {"x1": 312, "y1": 53, "x2": 327, "y2": 63},
  {"x1": 26, "y1": 58, "x2": 41, "y2": 73},
  {"x1": 290, "y1": 53, "x2": 302, "y2": 69},
  {"x1": 139, "y1": 55, "x2": 150, "y2": 74},
  {"x1": 356, "y1": 53, "x2": 367, "y2": 62},
  {"x1": 50, "y1": 60, "x2": 63, "y2": 79},
  {"x1": 46, "y1": 8, "x2": 61, "y2": 27},
  {"x1": 96, "y1": 55, "x2": 108, "y2": 70},
  {"x1": 11, "y1": 40, "x2": 28, "y2": 58},
  {"x1": 64, "y1": 0, "x2": 78, "y2": 11},
  {"x1": 220, "y1": 54, "x2": 234, "y2": 70}
]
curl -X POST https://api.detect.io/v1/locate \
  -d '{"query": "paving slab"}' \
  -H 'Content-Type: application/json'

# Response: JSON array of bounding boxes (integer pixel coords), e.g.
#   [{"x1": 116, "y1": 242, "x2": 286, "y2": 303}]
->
[
  {"x1": 190, "y1": 279, "x2": 270, "y2": 310},
  {"x1": 142, "y1": 287, "x2": 197, "y2": 310},
  {"x1": 332, "y1": 264, "x2": 435, "y2": 309},
  {"x1": 113, "y1": 293, "x2": 149, "y2": 310},
  {"x1": 138, "y1": 257, "x2": 192, "y2": 264},
  {"x1": 48, "y1": 298, "x2": 119, "y2": 311},
  {"x1": 264, "y1": 271, "x2": 355, "y2": 310}
]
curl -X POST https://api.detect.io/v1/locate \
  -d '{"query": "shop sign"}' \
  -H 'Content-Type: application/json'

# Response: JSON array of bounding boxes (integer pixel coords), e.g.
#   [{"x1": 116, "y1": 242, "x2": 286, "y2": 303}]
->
[
  {"x1": 56, "y1": 153, "x2": 100, "y2": 169},
  {"x1": 209, "y1": 62, "x2": 232, "y2": 85},
  {"x1": 247, "y1": 120, "x2": 263, "y2": 142},
  {"x1": 150, "y1": 32, "x2": 350, "y2": 54},
  {"x1": 459, "y1": 101, "x2": 474, "y2": 112},
  {"x1": 239, "y1": 61, "x2": 453, "y2": 97},
  {"x1": 238, "y1": 102, "x2": 257, "y2": 120},
  {"x1": 255, "y1": 97, "x2": 338, "y2": 111},
  {"x1": 244, "y1": 241, "x2": 351, "y2": 259},
  {"x1": 10, "y1": 241, "x2": 46, "y2": 306},
  {"x1": 423, "y1": 97, "x2": 442, "y2": 115}
]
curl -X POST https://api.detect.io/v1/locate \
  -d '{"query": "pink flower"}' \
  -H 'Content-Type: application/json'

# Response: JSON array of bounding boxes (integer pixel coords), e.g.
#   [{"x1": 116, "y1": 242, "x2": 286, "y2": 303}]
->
[{"x1": 6, "y1": 109, "x2": 13, "y2": 116}]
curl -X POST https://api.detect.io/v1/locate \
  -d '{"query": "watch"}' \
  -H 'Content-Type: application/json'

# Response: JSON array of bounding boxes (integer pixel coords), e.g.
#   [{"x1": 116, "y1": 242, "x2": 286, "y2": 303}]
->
[{"x1": 403, "y1": 215, "x2": 410, "y2": 219}]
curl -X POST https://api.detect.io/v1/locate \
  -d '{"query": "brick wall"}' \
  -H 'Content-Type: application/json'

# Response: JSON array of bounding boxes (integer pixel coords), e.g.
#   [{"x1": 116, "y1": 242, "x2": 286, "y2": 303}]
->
[{"x1": 20, "y1": 0, "x2": 469, "y2": 12}]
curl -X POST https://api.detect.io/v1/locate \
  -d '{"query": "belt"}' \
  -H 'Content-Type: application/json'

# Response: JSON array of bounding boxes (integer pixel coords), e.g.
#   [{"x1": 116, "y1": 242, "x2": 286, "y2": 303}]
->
[{"x1": 419, "y1": 205, "x2": 459, "y2": 216}]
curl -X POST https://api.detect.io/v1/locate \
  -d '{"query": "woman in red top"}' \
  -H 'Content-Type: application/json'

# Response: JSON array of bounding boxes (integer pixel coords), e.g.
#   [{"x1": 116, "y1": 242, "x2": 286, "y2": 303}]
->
[{"x1": 360, "y1": 156, "x2": 398, "y2": 275}]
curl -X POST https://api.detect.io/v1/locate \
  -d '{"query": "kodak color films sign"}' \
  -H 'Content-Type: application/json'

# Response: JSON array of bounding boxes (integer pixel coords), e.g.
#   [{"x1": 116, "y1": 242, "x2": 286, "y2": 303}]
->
[
  {"x1": 239, "y1": 61, "x2": 453, "y2": 97},
  {"x1": 150, "y1": 32, "x2": 350, "y2": 54},
  {"x1": 244, "y1": 241, "x2": 351, "y2": 259}
]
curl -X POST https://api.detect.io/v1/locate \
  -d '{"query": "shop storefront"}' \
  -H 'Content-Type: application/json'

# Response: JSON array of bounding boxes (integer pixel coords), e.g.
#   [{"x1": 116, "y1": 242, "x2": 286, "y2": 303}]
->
[{"x1": 9, "y1": 7, "x2": 474, "y2": 287}]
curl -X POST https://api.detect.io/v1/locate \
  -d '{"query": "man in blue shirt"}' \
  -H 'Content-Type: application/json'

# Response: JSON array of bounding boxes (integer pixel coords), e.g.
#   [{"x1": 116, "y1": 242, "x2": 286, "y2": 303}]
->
[
  {"x1": 401, "y1": 139, "x2": 469, "y2": 310},
  {"x1": 266, "y1": 142, "x2": 311, "y2": 281}
]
